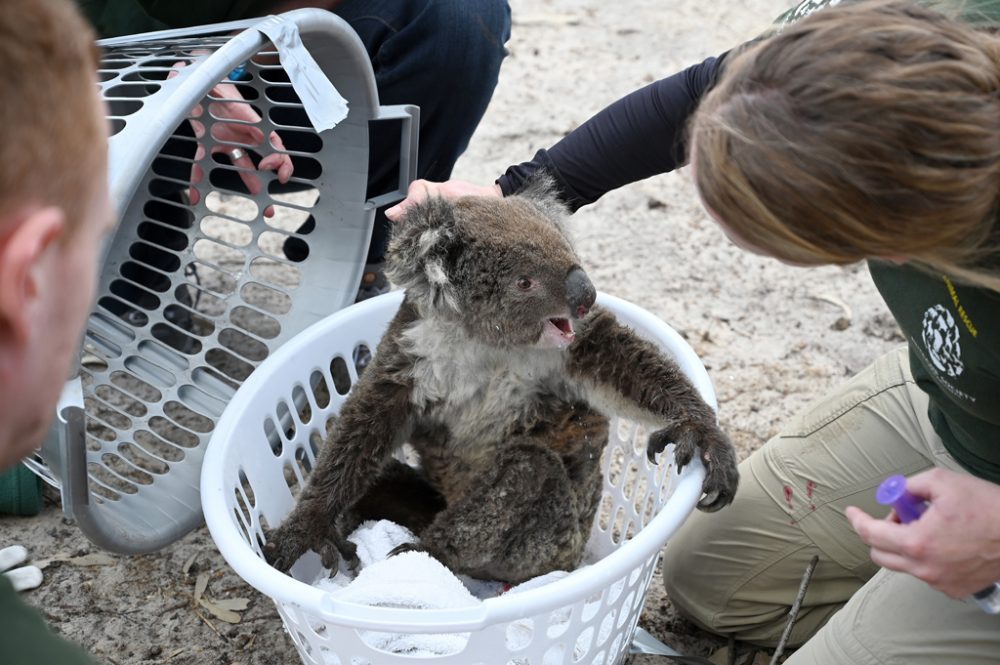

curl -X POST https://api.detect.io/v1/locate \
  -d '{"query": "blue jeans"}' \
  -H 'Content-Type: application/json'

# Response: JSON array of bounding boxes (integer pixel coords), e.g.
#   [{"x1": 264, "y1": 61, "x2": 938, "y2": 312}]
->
[{"x1": 336, "y1": 0, "x2": 512, "y2": 263}]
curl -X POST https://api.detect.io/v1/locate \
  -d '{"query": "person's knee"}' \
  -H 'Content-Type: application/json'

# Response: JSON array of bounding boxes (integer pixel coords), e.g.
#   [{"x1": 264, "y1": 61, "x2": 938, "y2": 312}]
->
[{"x1": 420, "y1": 0, "x2": 511, "y2": 83}]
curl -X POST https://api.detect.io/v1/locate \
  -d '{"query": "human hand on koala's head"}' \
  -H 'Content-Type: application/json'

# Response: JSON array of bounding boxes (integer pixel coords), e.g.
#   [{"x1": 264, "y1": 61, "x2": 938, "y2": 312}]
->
[{"x1": 385, "y1": 179, "x2": 503, "y2": 222}]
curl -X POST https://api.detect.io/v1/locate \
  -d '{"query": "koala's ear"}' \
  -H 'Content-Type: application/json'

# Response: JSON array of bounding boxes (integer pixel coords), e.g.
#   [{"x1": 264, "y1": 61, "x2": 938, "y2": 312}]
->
[
  {"x1": 512, "y1": 171, "x2": 571, "y2": 235},
  {"x1": 384, "y1": 197, "x2": 462, "y2": 312}
]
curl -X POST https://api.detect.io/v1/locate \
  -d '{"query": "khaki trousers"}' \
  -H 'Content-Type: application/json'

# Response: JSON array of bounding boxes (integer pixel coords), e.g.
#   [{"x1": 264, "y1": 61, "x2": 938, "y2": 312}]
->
[{"x1": 661, "y1": 346, "x2": 1000, "y2": 664}]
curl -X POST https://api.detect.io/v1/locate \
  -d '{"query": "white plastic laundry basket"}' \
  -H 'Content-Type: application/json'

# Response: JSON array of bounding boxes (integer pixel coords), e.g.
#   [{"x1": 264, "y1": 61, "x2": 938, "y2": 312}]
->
[{"x1": 202, "y1": 291, "x2": 713, "y2": 665}]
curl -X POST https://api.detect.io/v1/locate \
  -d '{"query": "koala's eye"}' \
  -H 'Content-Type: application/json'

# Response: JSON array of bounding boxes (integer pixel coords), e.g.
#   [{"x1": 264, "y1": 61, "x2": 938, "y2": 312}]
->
[{"x1": 516, "y1": 277, "x2": 534, "y2": 291}]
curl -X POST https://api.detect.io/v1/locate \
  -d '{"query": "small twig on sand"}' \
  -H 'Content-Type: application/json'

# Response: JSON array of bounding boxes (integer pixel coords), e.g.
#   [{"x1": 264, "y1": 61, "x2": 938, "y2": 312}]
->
[
  {"x1": 164, "y1": 647, "x2": 186, "y2": 662},
  {"x1": 193, "y1": 608, "x2": 224, "y2": 640},
  {"x1": 770, "y1": 555, "x2": 819, "y2": 665}
]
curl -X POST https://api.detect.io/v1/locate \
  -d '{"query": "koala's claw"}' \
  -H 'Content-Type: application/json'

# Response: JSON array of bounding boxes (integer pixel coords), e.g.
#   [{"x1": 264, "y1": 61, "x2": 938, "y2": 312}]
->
[
  {"x1": 387, "y1": 542, "x2": 427, "y2": 558},
  {"x1": 646, "y1": 428, "x2": 672, "y2": 464},
  {"x1": 646, "y1": 426, "x2": 696, "y2": 469},
  {"x1": 697, "y1": 489, "x2": 723, "y2": 511},
  {"x1": 318, "y1": 542, "x2": 341, "y2": 571},
  {"x1": 262, "y1": 517, "x2": 356, "y2": 573},
  {"x1": 672, "y1": 439, "x2": 697, "y2": 470},
  {"x1": 327, "y1": 535, "x2": 360, "y2": 574},
  {"x1": 262, "y1": 531, "x2": 307, "y2": 571},
  {"x1": 648, "y1": 424, "x2": 739, "y2": 512},
  {"x1": 696, "y1": 433, "x2": 739, "y2": 512}
]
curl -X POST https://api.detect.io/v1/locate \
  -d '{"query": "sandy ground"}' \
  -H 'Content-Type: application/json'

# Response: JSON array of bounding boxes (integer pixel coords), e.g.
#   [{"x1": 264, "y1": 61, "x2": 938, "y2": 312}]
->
[{"x1": 1, "y1": 1, "x2": 905, "y2": 664}]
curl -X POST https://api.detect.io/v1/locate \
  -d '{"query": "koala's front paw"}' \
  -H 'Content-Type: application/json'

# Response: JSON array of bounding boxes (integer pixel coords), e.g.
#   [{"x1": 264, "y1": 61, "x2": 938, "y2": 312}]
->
[
  {"x1": 261, "y1": 522, "x2": 312, "y2": 571},
  {"x1": 648, "y1": 423, "x2": 739, "y2": 512},
  {"x1": 262, "y1": 518, "x2": 359, "y2": 572}
]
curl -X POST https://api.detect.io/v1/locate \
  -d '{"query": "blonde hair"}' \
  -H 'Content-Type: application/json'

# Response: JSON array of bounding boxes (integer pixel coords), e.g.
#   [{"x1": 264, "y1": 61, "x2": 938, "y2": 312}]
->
[
  {"x1": 691, "y1": 0, "x2": 1000, "y2": 291},
  {"x1": 0, "y1": 0, "x2": 102, "y2": 234}
]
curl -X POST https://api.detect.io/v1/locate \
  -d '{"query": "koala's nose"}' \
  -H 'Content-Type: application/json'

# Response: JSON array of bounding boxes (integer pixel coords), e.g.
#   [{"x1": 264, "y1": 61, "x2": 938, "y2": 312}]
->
[{"x1": 566, "y1": 267, "x2": 596, "y2": 318}]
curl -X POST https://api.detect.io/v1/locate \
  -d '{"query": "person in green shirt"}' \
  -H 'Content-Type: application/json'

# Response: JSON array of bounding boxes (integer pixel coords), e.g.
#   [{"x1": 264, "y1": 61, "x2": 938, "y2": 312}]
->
[
  {"x1": 0, "y1": 1, "x2": 116, "y2": 663},
  {"x1": 386, "y1": 1, "x2": 1000, "y2": 662},
  {"x1": 647, "y1": 2, "x2": 1000, "y2": 662}
]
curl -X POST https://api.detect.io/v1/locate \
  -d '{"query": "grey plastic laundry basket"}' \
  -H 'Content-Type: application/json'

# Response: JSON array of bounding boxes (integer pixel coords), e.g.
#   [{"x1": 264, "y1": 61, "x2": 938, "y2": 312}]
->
[{"x1": 23, "y1": 9, "x2": 418, "y2": 554}]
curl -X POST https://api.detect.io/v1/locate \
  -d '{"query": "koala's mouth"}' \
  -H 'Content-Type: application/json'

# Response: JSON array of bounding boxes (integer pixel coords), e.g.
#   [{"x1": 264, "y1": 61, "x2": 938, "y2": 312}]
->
[{"x1": 542, "y1": 317, "x2": 575, "y2": 348}]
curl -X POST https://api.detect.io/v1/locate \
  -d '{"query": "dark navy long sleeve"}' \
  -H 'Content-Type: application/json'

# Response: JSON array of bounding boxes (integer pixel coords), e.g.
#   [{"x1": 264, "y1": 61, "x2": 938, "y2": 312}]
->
[{"x1": 497, "y1": 54, "x2": 726, "y2": 211}]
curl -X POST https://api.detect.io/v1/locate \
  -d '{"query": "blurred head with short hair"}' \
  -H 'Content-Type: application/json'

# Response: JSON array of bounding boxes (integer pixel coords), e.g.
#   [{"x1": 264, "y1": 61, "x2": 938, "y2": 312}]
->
[{"x1": 0, "y1": 0, "x2": 113, "y2": 468}]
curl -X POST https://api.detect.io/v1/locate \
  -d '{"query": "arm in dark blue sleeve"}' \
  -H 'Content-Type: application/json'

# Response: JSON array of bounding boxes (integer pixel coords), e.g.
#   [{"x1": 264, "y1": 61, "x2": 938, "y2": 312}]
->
[{"x1": 497, "y1": 53, "x2": 727, "y2": 211}]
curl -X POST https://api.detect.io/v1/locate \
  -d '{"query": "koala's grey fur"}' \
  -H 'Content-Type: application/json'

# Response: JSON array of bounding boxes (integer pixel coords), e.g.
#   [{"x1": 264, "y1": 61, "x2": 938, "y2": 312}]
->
[{"x1": 263, "y1": 178, "x2": 739, "y2": 584}]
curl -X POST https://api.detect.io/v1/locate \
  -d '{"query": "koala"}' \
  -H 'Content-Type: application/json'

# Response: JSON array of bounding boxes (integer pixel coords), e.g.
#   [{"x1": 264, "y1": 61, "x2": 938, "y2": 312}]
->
[{"x1": 262, "y1": 178, "x2": 739, "y2": 584}]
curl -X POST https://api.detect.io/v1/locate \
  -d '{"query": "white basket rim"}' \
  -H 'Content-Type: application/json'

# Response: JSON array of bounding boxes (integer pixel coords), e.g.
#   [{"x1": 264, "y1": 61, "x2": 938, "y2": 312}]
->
[{"x1": 202, "y1": 291, "x2": 710, "y2": 632}]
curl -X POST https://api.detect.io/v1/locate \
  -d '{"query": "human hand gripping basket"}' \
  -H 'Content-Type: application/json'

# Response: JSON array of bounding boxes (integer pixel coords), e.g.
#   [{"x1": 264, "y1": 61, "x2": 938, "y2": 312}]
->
[{"x1": 202, "y1": 290, "x2": 713, "y2": 665}]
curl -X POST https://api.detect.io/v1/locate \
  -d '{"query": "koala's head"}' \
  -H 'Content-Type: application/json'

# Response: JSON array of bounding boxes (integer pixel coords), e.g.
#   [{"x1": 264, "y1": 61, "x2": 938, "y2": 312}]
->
[{"x1": 386, "y1": 178, "x2": 597, "y2": 349}]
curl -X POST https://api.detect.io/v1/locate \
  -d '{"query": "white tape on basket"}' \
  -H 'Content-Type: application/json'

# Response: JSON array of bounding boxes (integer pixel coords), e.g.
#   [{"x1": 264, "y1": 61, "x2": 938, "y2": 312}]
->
[{"x1": 256, "y1": 15, "x2": 349, "y2": 132}]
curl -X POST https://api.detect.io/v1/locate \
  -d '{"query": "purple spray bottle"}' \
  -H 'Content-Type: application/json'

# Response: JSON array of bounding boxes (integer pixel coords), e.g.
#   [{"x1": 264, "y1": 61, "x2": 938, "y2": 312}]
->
[{"x1": 876, "y1": 475, "x2": 1000, "y2": 614}]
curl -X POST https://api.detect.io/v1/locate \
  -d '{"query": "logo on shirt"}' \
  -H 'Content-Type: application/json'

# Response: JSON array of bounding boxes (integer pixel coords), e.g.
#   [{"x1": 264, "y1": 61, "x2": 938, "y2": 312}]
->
[
  {"x1": 775, "y1": 0, "x2": 843, "y2": 30},
  {"x1": 921, "y1": 304, "x2": 964, "y2": 378}
]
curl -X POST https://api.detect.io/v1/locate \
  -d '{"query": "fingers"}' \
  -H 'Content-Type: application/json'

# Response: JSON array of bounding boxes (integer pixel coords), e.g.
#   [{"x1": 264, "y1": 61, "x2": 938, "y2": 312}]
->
[
  {"x1": 846, "y1": 505, "x2": 918, "y2": 556},
  {"x1": 903, "y1": 467, "x2": 952, "y2": 500},
  {"x1": 174, "y1": 59, "x2": 297, "y2": 215},
  {"x1": 207, "y1": 83, "x2": 261, "y2": 123},
  {"x1": 203, "y1": 144, "x2": 286, "y2": 217},
  {"x1": 266, "y1": 131, "x2": 294, "y2": 183},
  {"x1": 258, "y1": 150, "x2": 293, "y2": 184},
  {"x1": 196, "y1": 81, "x2": 296, "y2": 199},
  {"x1": 221, "y1": 148, "x2": 272, "y2": 216},
  {"x1": 187, "y1": 162, "x2": 204, "y2": 207},
  {"x1": 864, "y1": 547, "x2": 962, "y2": 596},
  {"x1": 385, "y1": 180, "x2": 504, "y2": 221},
  {"x1": 385, "y1": 180, "x2": 434, "y2": 221}
]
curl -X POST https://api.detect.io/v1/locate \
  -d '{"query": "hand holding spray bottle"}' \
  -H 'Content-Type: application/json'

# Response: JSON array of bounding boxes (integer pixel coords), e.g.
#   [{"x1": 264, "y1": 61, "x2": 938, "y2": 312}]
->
[{"x1": 876, "y1": 475, "x2": 1000, "y2": 614}]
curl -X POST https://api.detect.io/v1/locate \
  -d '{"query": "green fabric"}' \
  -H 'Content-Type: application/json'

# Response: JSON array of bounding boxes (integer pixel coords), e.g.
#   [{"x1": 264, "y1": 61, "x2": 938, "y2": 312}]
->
[
  {"x1": 869, "y1": 262, "x2": 1000, "y2": 483},
  {"x1": 77, "y1": 0, "x2": 276, "y2": 38},
  {"x1": 0, "y1": 465, "x2": 42, "y2": 517},
  {"x1": 0, "y1": 575, "x2": 98, "y2": 665},
  {"x1": 764, "y1": 0, "x2": 1000, "y2": 482},
  {"x1": 773, "y1": 0, "x2": 1000, "y2": 30}
]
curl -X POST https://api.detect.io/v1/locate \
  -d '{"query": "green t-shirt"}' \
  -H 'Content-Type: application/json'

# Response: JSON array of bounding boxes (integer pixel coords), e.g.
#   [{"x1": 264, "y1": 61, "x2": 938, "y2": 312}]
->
[
  {"x1": 77, "y1": 0, "x2": 275, "y2": 38},
  {"x1": 869, "y1": 262, "x2": 1000, "y2": 482},
  {"x1": 0, "y1": 575, "x2": 98, "y2": 665},
  {"x1": 770, "y1": 0, "x2": 1000, "y2": 482},
  {"x1": 774, "y1": 0, "x2": 1000, "y2": 31}
]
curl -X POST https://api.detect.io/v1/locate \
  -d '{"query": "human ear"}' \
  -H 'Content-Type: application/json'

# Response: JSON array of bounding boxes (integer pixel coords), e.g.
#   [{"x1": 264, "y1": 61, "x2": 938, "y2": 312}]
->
[{"x1": 0, "y1": 207, "x2": 66, "y2": 343}]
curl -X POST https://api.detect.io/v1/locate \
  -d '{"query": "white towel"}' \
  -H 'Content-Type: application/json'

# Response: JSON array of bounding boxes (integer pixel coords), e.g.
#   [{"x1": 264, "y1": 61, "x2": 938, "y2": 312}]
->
[
  {"x1": 307, "y1": 519, "x2": 611, "y2": 661},
  {"x1": 310, "y1": 521, "x2": 481, "y2": 657},
  {"x1": 311, "y1": 519, "x2": 416, "y2": 593},
  {"x1": 337, "y1": 550, "x2": 480, "y2": 611},
  {"x1": 338, "y1": 550, "x2": 480, "y2": 656},
  {"x1": 347, "y1": 519, "x2": 416, "y2": 570}
]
